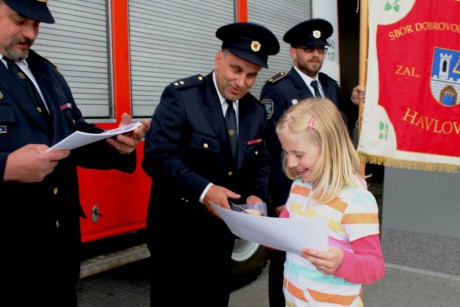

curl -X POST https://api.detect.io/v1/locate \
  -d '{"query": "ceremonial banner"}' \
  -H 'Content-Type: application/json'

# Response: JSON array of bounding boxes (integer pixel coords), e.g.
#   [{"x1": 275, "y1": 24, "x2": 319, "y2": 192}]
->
[{"x1": 357, "y1": 0, "x2": 460, "y2": 172}]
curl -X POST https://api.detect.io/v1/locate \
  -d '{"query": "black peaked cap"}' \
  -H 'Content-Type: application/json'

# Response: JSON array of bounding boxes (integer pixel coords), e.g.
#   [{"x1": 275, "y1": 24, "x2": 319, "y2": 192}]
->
[
  {"x1": 4, "y1": 0, "x2": 55, "y2": 24},
  {"x1": 216, "y1": 22, "x2": 280, "y2": 68},
  {"x1": 283, "y1": 18, "x2": 333, "y2": 47}
]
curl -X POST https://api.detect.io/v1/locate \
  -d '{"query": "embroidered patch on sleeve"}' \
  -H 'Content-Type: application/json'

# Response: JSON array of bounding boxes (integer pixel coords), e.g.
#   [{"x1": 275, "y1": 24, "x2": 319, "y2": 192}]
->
[{"x1": 261, "y1": 99, "x2": 274, "y2": 120}]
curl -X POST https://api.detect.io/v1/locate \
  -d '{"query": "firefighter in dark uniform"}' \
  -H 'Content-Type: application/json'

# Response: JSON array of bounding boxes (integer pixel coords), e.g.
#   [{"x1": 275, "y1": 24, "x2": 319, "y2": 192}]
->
[
  {"x1": 143, "y1": 22, "x2": 279, "y2": 306},
  {"x1": 0, "y1": 1, "x2": 149, "y2": 306},
  {"x1": 260, "y1": 18, "x2": 360, "y2": 307}
]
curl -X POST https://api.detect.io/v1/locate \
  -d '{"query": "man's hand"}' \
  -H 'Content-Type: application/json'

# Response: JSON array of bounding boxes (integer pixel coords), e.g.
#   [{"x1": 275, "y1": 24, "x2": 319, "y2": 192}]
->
[
  {"x1": 106, "y1": 113, "x2": 151, "y2": 154},
  {"x1": 351, "y1": 85, "x2": 366, "y2": 105},
  {"x1": 3, "y1": 144, "x2": 70, "y2": 183},
  {"x1": 203, "y1": 185, "x2": 241, "y2": 218},
  {"x1": 245, "y1": 195, "x2": 263, "y2": 205}
]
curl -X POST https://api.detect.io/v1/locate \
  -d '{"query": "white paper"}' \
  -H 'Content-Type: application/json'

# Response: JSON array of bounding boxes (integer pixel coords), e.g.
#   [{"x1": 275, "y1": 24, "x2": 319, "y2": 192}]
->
[
  {"x1": 47, "y1": 122, "x2": 142, "y2": 151},
  {"x1": 212, "y1": 203, "x2": 328, "y2": 254}
]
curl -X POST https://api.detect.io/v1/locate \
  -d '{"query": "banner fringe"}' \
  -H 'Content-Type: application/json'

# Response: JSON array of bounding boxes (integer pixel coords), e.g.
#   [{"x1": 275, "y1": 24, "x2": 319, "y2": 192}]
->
[{"x1": 358, "y1": 153, "x2": 460, "y2": 174}]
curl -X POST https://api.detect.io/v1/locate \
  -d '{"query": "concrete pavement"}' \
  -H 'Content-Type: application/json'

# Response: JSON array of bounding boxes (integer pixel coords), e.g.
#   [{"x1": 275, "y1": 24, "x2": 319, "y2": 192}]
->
[{"x1": 77, "y1": 258, "x2": 460, "y2": 306}]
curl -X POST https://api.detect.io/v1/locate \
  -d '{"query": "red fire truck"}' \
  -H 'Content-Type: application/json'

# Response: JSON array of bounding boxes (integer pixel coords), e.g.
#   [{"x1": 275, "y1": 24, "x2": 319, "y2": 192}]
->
[{"x1": 33, "y1": 0, "x2": 357, "y2": 287}]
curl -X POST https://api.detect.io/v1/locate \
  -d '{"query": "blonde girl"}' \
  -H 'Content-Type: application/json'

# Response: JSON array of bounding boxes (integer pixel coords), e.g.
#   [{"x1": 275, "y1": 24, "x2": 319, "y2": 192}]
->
[{"x1": 276, "y1": 98, "x2": 384, "y2": 306}]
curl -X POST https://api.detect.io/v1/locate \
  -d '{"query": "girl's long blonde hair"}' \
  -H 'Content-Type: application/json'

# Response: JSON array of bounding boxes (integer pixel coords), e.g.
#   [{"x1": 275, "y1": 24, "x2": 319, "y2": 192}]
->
[{"x1": 276, "y1": 98, "x2": 363, "y2": 204}]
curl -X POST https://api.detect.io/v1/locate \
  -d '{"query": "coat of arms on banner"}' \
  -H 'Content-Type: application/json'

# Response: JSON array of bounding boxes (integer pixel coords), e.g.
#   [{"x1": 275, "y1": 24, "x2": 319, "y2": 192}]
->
[{"x1": 431, "y1": 48, "x2": 460, "y2": 107}]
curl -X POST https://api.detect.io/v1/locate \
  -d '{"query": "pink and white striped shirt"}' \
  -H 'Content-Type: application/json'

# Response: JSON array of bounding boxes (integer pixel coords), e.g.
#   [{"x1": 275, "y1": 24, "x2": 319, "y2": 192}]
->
[{"x1": 282, "y1": 178, "x2": 384, "y2": 306}]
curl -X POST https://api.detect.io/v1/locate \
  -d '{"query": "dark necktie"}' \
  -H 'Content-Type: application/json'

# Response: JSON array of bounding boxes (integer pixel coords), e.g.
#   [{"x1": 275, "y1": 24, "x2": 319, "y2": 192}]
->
[
  {"x1": 225, "y1": 100, "x2": 238, "y2": 162},
  {"x1": 4, "y1": 57, "x2": 51, "y2": 120},
  {"x1": 310, "y1": 80, "x2": 322, "y2": 98}
]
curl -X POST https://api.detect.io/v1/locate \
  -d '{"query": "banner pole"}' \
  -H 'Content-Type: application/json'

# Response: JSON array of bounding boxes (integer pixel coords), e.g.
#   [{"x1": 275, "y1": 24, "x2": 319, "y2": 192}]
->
[{"x1": 358, "y1": 0, "x2": 368, "y2": 176}]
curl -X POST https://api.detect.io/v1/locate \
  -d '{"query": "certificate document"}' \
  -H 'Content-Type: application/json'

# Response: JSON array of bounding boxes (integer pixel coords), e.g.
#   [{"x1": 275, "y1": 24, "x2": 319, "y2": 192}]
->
[
  {"x1": 212, "y1": 203, "x2": 328, "y2": 254},
  {"x1": 47, "y1": 122, "x2": 142, "y2": 151}
]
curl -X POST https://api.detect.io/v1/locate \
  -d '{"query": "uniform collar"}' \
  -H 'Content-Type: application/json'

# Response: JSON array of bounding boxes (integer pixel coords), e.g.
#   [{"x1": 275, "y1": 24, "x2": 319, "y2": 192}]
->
[{"x1": 293, "y1": 65, "x2": 319, "y2": 85}]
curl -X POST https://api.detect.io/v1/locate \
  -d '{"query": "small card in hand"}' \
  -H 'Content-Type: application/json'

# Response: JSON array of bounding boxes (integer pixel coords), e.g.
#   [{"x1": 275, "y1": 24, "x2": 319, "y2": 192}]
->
[{"x1": 230, "y1": 203, "x2": 249, "y2": 214}]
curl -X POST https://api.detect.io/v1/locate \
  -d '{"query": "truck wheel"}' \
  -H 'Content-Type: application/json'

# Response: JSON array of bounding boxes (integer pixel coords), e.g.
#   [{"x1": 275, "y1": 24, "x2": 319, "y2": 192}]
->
[{"x1": 230, "y1": 238, "x2": 268, "y2": 290}]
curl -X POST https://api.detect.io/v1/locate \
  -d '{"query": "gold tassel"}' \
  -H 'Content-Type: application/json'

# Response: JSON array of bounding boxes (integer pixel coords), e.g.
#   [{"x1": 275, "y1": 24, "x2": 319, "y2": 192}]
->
[{"x1": 358, "y1": 152, "x2": 460, "y2": 174}]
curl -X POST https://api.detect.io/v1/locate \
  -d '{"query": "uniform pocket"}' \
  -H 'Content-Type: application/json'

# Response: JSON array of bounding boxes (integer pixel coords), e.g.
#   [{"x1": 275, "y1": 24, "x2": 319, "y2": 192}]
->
[
  {"x1": 0, "y1": 103, "x2": 15, "y2": 124},
  {"x1": 189, "y1": 131, "x2": 221, "y2": 153}
]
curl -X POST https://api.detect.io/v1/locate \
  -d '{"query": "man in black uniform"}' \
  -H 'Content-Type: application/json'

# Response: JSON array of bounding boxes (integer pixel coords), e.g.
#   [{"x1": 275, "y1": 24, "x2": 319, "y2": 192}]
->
[
  {"x1": 260, "y1": 18, "x2": 363, "y2": 307},
  {"x1": 0, "y1": 1, "x2": 150, "y2": 306},
  {"x1": 143, "y1": 22, "x2": 279, "y2": 306}
]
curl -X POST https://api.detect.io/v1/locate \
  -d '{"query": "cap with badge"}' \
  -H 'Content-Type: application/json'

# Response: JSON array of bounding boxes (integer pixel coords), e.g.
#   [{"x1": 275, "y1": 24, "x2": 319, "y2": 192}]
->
[
  {"x1": 4, "y1": 0, "x2": 55, "y2": 24},
  {"x1": 283, "y1": 18, "x2": 333, "y2": 47},
  {"x1": 216, "y1": 22, "x2": 280, "y2": 68}
]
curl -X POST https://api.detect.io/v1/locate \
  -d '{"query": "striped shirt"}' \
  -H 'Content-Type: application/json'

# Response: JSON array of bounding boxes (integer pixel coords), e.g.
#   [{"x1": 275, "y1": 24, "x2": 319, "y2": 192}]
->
[{"x1": 283, "y1": 178, "x2": 380, "y2": 307}]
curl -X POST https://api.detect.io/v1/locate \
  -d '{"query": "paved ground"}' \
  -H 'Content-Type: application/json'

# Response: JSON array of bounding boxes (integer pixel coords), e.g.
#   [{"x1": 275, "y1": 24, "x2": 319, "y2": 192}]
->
[{"x1": 77, "y1": 258, "x2": 460, "y2": 306}]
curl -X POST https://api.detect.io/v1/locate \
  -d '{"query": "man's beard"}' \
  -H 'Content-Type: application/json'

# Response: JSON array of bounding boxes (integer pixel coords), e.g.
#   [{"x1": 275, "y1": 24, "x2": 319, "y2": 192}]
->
[
  {"x1": 296, "y1": 55, "x2": 323, "y2": 77},
  {"x1": 6, "y1": 38, "x2": 32, "y2": 61}
]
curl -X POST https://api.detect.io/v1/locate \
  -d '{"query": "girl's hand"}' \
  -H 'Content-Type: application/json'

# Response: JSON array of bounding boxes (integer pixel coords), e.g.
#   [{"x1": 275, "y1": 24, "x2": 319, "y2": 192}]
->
[{"x1": 301, "y1": 246, "x2": 344, "y2": 275}]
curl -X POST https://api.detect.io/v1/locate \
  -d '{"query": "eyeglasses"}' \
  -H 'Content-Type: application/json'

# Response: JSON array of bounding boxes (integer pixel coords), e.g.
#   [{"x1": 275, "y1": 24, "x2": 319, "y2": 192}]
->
[{"x1": 299, "y1": 46, "x2": 328, "y2": 54}]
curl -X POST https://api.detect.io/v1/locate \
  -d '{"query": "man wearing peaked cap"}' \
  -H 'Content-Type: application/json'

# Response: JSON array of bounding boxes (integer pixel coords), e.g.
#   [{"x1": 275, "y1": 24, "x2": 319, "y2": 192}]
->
[
  {"x1": 0, "y1": 0, "x2": 150, "y2": 306},
  {"x1": 283, "y1": 18, "x2": 333, "y2": 47},
  {"x1": 216, "y1": 22, "x2": 280, "y2": 68},
  {"x1": 3, "y1": 0, "x2": 55, "y2": 23},
  {"x1": 260, "y1": 18, "x2": 362, "y2": 307},
  {"x1": 143, "y1": 22, "x2": 278, "y2": 306}
]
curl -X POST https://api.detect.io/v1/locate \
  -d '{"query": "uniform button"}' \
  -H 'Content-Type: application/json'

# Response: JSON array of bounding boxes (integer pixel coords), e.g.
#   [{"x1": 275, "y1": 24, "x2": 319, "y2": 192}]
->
[
  {"x1": 203, "y1": 143, "x2": 209, "y2": 149},
  {"x1": 198, "y1": 76, "x2": 203, "y2": 80},
  {"x1": 180, "y1": 81, "x2": 184, "y2": 85},
  {"x1": 255, "y1": 151, "x2": 259, "y2": 156},
  {"x1": 56, "y1": 220, "x2": 60, "y2": 228},
  {"x1": 228, "y1": 171, "x2": 233, "y2": 176},
  {"x1": 174, "y1": 82, "x2": 179, "y2": 86},
  {"x1": 54, "y1": 187, "x2": 59, "y2": 195},
  {"x1": 37, "y1": 107, "x2": 43, "y2": 113}
]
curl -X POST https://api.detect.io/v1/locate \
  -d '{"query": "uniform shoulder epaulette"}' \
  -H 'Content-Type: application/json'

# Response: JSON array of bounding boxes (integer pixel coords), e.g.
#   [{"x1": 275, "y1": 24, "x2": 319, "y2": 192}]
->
[
  {"x1": 171, "y1": 74, "x2": 205, "y2": 90},
  {"x1": 265, "y1": 71, "x2": 287, "y2": 84}
]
